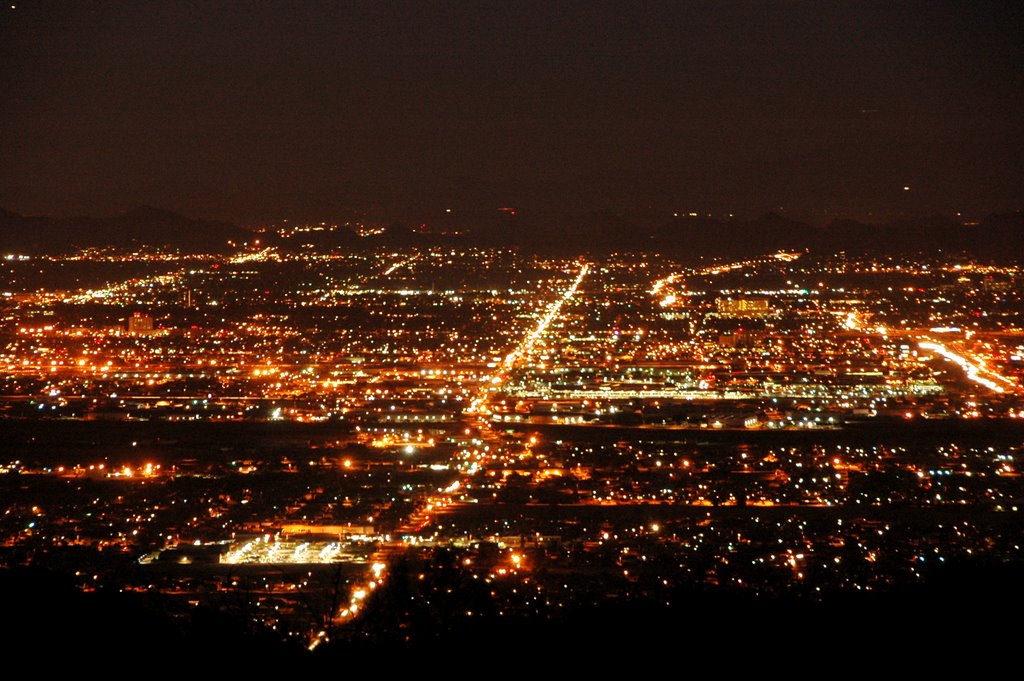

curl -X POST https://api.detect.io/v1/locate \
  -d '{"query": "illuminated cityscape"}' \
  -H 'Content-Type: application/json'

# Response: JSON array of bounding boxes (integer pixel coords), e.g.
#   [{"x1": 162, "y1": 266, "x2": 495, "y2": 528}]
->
[
  {"x1": 3, "y1": 234, "x2": 1022, "y2": 657},
  {"x1": 2, "y1": 0, "x2": 1022, "y2": 666}
]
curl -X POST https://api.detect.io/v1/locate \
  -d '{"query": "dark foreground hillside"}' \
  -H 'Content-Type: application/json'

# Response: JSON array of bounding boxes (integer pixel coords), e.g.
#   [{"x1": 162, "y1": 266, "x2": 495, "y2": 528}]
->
[{"x1": 5, "y1": 555, "x2": 1019, "y2": 671}]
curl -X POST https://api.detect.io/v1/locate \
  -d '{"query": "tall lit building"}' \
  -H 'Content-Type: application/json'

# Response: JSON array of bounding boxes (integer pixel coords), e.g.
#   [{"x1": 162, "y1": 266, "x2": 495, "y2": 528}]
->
[
  {"x1": 127, "y1": 312, "x2": 155, "y2": 335},
  {"x1": 716, "y1": 298, "x2": 771, "y2": 317}
]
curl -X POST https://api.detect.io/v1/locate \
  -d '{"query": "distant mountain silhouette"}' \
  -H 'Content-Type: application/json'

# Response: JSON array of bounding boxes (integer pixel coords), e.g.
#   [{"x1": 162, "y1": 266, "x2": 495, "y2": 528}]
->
[
  {"x1": 608, "y1": 210, "x2": 1021, "y2": 259},
  {"x1": 368, "y1": 222, "x2": 432, "y2": 248},
  {"x1": 814, "y1": 213, "x2": 1023, "y2": 258},
  {"x1": 3, "y1": 205, "x2": 1021, "y2": 259},
  {"x1": 0, "y1": 206, "x2": 250, "y2": 254},
  {"x1": 647, "y1": 212, "x2": 809, "y2": 257}
]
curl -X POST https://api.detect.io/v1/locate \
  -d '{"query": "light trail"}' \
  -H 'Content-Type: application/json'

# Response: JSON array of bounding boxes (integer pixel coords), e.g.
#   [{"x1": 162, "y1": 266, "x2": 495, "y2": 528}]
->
[
  {"x1": 227, "y1": 246, "x2": 279, "y2": 264},
  {"x1": 65, "y1": 270, "x2": 187, "y2": 304},
  {"x1": 649, "y1": 252, "x2": 799, "y2": 307},
  {"x1": 650, "y1": 273, "x2": 679, "y2": 296},
  {"x1": 320, "y1": 259, "x2": 591, "y2": 646},
  {"x1": 467, "y1": 262, "x2": 590, "y2": 414},
  {"x1": 61, "y1": 244, "x2": 276, "y2": 304},
  {"x1": 382, "y1": 254, "x2": 419, "y2": 276},
  {"x1": 918, "y1": 341, "x2": 1015, "y2": 393}
]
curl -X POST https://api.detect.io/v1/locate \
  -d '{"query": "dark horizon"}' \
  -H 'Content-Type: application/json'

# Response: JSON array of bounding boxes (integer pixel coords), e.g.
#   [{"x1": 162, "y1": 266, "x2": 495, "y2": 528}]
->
[
  {"x1": 1, "y1": 200, "x2": 1022, "y2": 231},
  {"x1": 2, "y1": 1, "x2": 1022, "y2": 226}
]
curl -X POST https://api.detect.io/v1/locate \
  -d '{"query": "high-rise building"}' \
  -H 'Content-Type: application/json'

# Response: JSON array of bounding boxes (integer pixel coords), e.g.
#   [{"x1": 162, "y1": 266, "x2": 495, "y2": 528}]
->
[
  {"x1": 127, "y1": 313, "x2": 155, "y2": 335},
  {"x1": 716, "y1": 298, "x2": 771, "y2": 317}
]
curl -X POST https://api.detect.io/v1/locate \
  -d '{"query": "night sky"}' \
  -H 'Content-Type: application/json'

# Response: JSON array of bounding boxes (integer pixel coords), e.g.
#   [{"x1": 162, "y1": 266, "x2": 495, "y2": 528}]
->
[{"x1": 1, "y1": 1, "x2": 1021, "y2": 224}]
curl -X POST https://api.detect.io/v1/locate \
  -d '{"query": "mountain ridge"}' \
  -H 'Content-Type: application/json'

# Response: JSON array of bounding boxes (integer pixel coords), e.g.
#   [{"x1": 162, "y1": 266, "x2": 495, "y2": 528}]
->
[
  {"x1": 0, "y1": 206, "x2": 250, "y2": 254},
  {"x1": 2, "y1": 206, "x2": 1021, "y2": 260}
]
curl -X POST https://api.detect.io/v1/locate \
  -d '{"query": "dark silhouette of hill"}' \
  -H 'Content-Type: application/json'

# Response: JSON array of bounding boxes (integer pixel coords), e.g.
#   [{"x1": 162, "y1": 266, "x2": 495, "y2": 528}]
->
[
  {"x1": 648, "y1": 212, "x2": 808, "y2": 257},
  {"x1": 0, "y1": 566, "x2": 300, "y2": 665},
  {"x1": 3, "y1": 558, "x2": 1018, "y2": 670},
  {"x1": 448, "y1": 209, "x2": 634, "y2": 254},
  {"x1": 0, "y1": 206, "x2": 250, "y2": 254},
  {"x1": 818, "y1": 214, "x2": 952, "y2": 253},
  {"x1": 813, "y1": 212, "x2": 1024, "y2": 258},
  {"x1": 977, "y1": 211, "x2": 1024, "y2": 258},
  {"x1": 513, "y1": 210, "x2": 1024, "y2": 259},
  {"x1": 365, "y1": 222, "x2": 433, "y2": 249},
  {"x1": 313, "y1": 549, "x2": 1021, "y2": 672},
  {"x1": 3, "y1": 205, "x2": 1021, "y2": 259}
]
